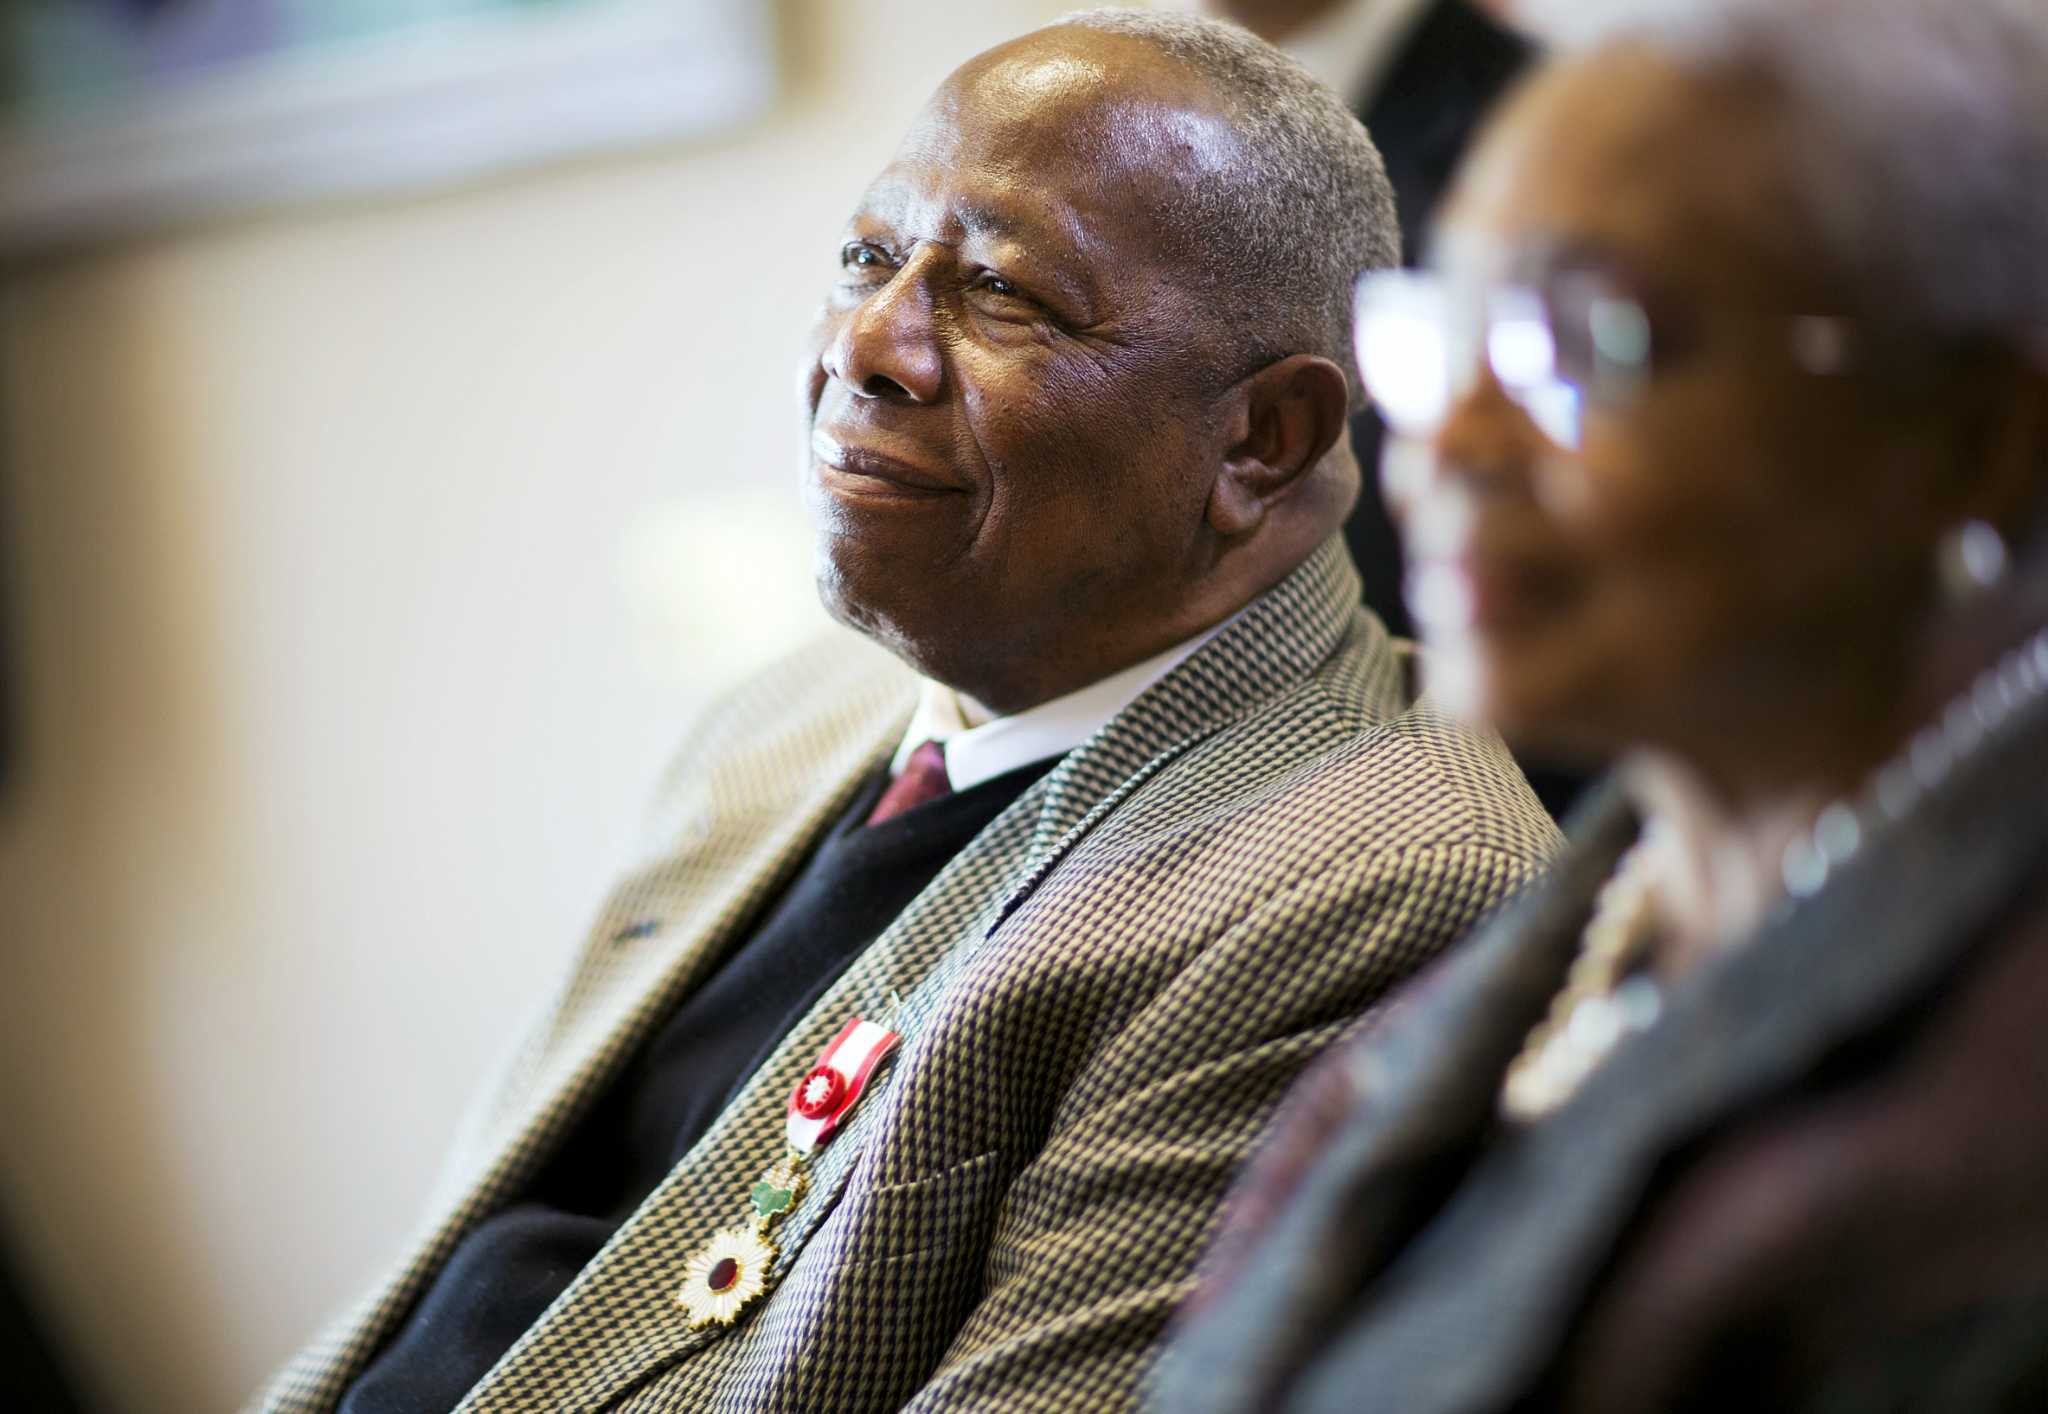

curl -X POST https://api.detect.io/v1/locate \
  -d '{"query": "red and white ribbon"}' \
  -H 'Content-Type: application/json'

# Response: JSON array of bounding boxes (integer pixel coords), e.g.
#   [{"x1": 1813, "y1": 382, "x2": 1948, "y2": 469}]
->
[{"x1": 786, "y1": 1017, "x2": 901, "y2": 1155}]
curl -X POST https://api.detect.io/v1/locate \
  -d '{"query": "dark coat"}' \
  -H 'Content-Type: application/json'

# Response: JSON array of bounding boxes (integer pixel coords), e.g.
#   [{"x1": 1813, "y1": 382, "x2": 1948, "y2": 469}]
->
[{"x1": 1154, "y1": 645, "x2": 2048, "y2": 1413}]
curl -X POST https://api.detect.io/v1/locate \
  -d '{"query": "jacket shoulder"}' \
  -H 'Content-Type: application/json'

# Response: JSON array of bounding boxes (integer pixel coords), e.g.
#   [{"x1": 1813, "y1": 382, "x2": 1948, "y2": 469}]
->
[
  {"x1": 1297, "y1": 612, "x2": 1562, "y2": 868},
  {"x1": 639, "y1": 629, "x2": 912, "y2": 845}
]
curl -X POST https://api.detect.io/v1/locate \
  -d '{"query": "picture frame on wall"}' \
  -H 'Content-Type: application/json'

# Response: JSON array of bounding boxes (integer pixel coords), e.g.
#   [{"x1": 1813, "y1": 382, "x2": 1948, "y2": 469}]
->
[{"x1": 0, "y1": 0, "x2": 780, "y2": 254}]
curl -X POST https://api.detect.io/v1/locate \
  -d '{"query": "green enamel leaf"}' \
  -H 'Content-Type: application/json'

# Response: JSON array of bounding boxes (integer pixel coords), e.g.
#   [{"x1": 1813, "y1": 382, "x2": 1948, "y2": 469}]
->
[{"x1": 751, "y1": 1182, "x2": 796, "y2": 1219}]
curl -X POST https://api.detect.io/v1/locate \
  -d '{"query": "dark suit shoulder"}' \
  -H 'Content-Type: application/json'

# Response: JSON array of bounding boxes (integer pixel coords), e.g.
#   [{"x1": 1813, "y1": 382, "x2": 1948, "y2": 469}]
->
[
  {"x1": 1362, "y1": 0, "x2": 1535, "y2": 264},
  {"x1": 1557, "y1": 880, "x2": 2048, "y2": 1414}
]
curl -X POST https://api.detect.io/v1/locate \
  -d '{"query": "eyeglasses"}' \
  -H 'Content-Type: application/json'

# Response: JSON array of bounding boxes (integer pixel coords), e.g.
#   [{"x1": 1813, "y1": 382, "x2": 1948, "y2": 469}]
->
[{"x1": 1352, "y1": 268, "x2": 1866, "y2": 451}]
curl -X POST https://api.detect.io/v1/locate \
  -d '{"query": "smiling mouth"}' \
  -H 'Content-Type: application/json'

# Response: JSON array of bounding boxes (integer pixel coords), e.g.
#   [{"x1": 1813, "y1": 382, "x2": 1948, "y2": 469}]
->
[{"x1": 810, "y1": 434, "x2": 965, "y2": 503}]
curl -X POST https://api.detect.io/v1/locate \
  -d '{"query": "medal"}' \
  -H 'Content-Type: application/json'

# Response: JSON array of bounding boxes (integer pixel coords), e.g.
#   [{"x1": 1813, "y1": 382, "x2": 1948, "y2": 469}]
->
[{"x1": 674, "y1": 1017, "x2": 901, "y2": 1328}]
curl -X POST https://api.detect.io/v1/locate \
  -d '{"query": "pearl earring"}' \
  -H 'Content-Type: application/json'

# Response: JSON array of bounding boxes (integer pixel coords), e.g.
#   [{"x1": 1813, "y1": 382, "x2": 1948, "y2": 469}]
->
[{"x1": 1937, "y1": 520, "x2": 2009, "y2": 603}]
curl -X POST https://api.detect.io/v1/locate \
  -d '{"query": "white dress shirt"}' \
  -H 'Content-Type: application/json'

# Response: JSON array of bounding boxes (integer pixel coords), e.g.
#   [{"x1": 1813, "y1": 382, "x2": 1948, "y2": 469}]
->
[
  {"x1": 889, "y1": 622, "x2": 1229, "y2": 791},
  {"x1": 1281, "y1": 0, "x2": 1437, "y2": 105}
]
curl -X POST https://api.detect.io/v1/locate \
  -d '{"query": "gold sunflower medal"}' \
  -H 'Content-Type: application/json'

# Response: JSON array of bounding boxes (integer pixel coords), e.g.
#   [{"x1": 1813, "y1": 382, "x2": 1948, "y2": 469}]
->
[{"x1": 675, "y1": 1017, "x2": 901, "y2": 1328}]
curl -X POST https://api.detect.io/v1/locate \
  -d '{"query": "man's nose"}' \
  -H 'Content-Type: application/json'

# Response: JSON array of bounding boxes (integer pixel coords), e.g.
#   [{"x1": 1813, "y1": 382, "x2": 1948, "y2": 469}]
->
[{"x1": 822, "y1": 258, "x2": 944, "y2": 404}]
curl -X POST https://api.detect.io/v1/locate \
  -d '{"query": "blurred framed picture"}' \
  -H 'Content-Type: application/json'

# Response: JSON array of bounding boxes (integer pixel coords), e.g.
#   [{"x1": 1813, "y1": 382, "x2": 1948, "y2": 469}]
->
[{"x1": 0, "y1": 0, "x2": 779, "y2": 252}]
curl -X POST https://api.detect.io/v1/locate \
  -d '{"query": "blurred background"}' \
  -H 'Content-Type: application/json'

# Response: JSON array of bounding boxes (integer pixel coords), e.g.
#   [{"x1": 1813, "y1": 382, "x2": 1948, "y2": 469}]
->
[
  {"x1": 0, "y1": 0, "x2": 1536, "y2": 1408},
  {"x1": 0, "y1": 1, "x2": 1108, "y2": 1408}
]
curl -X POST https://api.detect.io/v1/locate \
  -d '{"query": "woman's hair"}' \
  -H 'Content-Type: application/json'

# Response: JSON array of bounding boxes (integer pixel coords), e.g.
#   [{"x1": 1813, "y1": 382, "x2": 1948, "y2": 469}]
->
[
  {"x1": 1525, "y1": 0, "x2": 2048, "y2": 344},
  {"x1": 1528, "y1": 0, "x2": 2048, "y2": 546}
]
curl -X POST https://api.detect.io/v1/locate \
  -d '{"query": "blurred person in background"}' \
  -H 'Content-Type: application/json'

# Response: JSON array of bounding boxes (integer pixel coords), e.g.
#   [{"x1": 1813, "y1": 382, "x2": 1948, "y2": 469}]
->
[
  {"x1": 254, "y1": 11, "x2": 1556, "y2": 1413},
  {"x1": 1157, "y1": 0, "x2": 2048, "y2": 1409},
  {"x1": 1194, "y1": 0, "x2": 1591, "y2": 822},
  {"x1": 1195, "y1": 0, "x2": 1533, "y2": 314}
]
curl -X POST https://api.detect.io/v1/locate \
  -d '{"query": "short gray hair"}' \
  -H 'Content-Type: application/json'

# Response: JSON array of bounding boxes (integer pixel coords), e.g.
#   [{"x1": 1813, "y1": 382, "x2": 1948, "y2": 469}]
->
[
  {"x1": 1530, "y1": 0, "x2": 2048, "y2": 342},
  {"x1": 1056, "y1": 8, "x2": 1400, "y2": 407}
]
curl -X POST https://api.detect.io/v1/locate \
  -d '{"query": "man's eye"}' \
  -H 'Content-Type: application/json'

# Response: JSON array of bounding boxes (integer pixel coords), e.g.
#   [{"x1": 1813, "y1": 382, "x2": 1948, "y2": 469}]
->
[
  {"x1": 841, "y1": 244, "x2": 891, "y2": 274},
  {"x1": 975, "y1": 272, "x2": 1026, "y2": 301}
]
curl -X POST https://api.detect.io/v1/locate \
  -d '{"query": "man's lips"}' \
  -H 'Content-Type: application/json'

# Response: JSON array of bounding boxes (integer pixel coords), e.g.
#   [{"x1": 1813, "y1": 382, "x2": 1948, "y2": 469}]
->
[{"x1": 810, "y1": 431, "x2": 966, "y2": 500}]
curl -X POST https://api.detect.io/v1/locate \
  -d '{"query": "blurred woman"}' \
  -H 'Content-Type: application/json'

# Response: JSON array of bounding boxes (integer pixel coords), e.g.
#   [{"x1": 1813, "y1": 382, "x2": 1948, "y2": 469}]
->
[{"x1": 1153, "y1": 0, "x2": 2048, "y2": 1410}]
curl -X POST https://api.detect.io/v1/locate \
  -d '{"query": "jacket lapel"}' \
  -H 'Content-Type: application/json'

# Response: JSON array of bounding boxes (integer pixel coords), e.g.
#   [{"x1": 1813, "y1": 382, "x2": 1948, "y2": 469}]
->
[
  {"x1": 1284, "y1": 680, "x2": 2048, "y2": 1414},
  {"x1": 459, "y1": 765, "x2": 1060, "y2": 1411},
  {"x1": 442, "y1": 660, "x2": 916, "y2": 1195}
]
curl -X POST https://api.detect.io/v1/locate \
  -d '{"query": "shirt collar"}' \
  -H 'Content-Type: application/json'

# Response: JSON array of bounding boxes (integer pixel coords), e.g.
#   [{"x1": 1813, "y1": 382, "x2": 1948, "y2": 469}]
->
[
  {"x1": 1281, "y1": 0, "x2": 1438, "y2": 106},
  {"x1": 890, "y1": 620, "x2": 1229, "y2": 792}
]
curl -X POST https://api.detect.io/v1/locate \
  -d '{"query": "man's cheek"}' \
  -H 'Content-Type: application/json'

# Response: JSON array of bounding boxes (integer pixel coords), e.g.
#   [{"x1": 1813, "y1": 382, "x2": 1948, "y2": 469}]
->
[
  {"x1": 798, "y1": 309, "x2": 840, "y2": 417},
  {"x1": 1005, "y1": 387, "x2": 1129, "y2": 490}
]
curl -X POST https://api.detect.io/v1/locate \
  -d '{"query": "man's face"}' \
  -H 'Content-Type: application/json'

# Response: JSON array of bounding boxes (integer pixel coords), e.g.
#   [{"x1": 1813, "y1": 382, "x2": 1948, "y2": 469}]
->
[{"x1": 801, "y1": 30, "x2": 1242, "y2": 713}]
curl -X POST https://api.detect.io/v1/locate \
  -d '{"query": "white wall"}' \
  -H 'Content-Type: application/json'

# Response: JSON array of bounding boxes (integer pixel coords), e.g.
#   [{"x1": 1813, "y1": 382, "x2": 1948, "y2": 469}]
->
[{"x1": 0, "y1": 2, "x2": 1085, "y2": 1408}]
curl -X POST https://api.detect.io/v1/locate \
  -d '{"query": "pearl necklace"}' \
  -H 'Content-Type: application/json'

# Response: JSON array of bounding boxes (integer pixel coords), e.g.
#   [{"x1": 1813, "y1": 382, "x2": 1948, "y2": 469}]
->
[
  {"x1": 1500, "y1": 836, "x2": 1665, "y2": 1122},
  {"x1": 1500, "y1": 621, "x2": 2048, "y2": 1125}
]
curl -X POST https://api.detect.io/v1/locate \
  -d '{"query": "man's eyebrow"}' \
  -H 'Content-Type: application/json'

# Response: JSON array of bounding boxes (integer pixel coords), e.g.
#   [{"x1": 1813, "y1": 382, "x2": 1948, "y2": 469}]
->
[
  {"x1": 963, "y1": 194, "x2": 1106, "y2": 262},
  {"x1": 954, "y1": 198, "x2": 1039, "y2": 243},
  {"x1": 848, "y1": 183, "x2": 1104, "y2": 309},
  {"x1": 956, "y1": 198, "x2": 1103, "y2": 300},
  {"x1": 850, "y1": 175, "x2": 1088, "y2": 254}
]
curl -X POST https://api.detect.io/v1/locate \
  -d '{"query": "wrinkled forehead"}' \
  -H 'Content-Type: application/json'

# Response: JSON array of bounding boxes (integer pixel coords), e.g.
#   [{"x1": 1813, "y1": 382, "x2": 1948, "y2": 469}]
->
[
  {"x1": 854, "y1": 31, "x2": 1244, "y2": 272},
  {"x1": 1440, "y1": 45, "x2": 1818, "y2": 305}
]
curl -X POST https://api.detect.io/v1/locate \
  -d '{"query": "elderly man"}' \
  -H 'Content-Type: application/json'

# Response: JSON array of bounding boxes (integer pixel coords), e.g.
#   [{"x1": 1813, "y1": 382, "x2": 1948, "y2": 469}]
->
[{"x1": 255, "y1": 12, "x2": 1554, "y2": 1413}]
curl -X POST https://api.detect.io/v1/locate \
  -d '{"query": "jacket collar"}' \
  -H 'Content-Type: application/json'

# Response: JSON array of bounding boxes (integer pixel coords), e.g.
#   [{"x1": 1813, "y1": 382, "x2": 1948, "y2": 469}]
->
[
  {"x1": 891, "y1": 618, "x2": 1227, "y2": 789},
  {"x1": 993, "y1": 536, "x2": 1369, "y2": 928}
]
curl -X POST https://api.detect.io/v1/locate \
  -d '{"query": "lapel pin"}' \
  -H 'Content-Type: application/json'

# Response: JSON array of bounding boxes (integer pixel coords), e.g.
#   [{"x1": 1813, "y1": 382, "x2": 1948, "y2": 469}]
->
[{"x1": 675, "y1": 1017, "x2": 901, "y2": 1328}]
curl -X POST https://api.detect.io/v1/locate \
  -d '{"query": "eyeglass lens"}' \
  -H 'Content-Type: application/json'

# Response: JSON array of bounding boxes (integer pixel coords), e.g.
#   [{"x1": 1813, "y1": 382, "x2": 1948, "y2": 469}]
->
[{"x1": 1353, "y1": 270, "x2": 1657, "y2": 452}]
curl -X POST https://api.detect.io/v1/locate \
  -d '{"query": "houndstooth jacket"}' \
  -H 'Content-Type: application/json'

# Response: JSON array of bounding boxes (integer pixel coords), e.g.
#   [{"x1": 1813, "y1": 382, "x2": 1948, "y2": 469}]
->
[{"x1": 253, "y1": 537, "x2": 1559, "y2": 1413}]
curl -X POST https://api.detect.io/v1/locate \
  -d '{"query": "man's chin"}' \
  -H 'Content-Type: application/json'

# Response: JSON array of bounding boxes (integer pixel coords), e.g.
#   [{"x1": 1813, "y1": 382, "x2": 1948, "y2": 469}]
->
[
  {"x1": 813, "y1": 559, "x2": 1005, "y2": 694},
  {"x1": 813, "y1": 557, "x2": 922, "y2": 655},
  {"x1": 814, "y1": 566, "x2": 876, "y2": 637}
]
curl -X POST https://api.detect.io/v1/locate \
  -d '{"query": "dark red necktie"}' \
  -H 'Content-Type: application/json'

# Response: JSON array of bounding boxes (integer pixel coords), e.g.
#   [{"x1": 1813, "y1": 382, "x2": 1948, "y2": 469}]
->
[{"x1": 866, "y1": 740, "x2": 953, "y2": 826}]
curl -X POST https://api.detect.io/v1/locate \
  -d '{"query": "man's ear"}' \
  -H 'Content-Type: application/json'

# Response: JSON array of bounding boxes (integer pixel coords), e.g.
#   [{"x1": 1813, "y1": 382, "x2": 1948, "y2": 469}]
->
[{"x1": 1207, "y1": 354, "x2": 1352, "y2": 538}]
